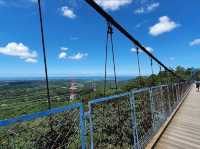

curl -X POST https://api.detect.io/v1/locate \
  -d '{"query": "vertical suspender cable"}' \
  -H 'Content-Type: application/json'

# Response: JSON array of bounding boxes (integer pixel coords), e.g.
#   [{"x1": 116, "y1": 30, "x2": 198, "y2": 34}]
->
[
  {"x1": 136, "y1": 47, "x2": 142, "y2": 87},
  {"x1": 159, "y1": 65, "x2": 162, "y2": 84},
  {"x1": 108, "y1": 22, "x2": 120, "y2": 147},
  {"x1": 150, "y1": 58, "x2": 154, "y2": 86},
  {"x1": 37, "y1": 0, "x2": 51, "y2": 110},
  {"x1": 104, "y1": 22, "x2": 118, "y2": 95},
  {"x1": 160, "y1": 66, "x2": 162, "y2": 74},
  {"x1": 109, "y1": 23, "x2": 118, "y2": 90},
  {"x1": 136, "y1": 47, "x2": 141, "y2": 77},
  {"x1": 150, "y1": 58, "x2": 154, "y2": 75},
  {"x1": 104, "y1": 22, "x2": 109, "y2": 96}
]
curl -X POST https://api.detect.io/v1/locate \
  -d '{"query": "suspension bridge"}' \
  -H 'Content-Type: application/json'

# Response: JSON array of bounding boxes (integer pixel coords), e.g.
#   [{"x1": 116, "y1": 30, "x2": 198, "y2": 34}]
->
[
  {"x1": 154, "y1": 84, "x2": 200, "y2": 149},
  {"x1": 0, "y1": 0, "x2": 199, "y2": 149}
]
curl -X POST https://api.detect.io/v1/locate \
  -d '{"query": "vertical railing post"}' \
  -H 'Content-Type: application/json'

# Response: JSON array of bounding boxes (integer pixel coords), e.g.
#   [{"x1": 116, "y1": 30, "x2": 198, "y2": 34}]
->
[
  {"x1": 130, "y1": 91, "x2": 139, "y2": 149},
  {"x1": 179, "y1": 83, "x2": 182, "y2": 99},
  {"x1": 171, "y1": 84, "x2": 176, "y2": 109},
  {"x1": 88, "y1": 103, "x2": 94, "y2": 149},
  {"x1": 175, "y1": 84, "x2": 179, "y2": 105},
  {"x1": 80, "y1": 103, "x2": 86, "y2": 149},
  {"x1": 167, "y1": 85, "x2": 172, "y2": 115},
  {"x1": 178, "y1": 83, "x2": 181, "y2": 101},
  {"x1": 160, "y1": 86, "x2": 165, "y2": 118},
  {"x1": 149, "y1": 88, "x2": 156, "y2": 132}
]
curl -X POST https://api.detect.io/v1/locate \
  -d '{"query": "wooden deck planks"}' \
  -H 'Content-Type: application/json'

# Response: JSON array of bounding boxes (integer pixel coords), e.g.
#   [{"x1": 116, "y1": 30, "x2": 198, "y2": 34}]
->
[{"x1": 155, "y1": 85, "x2": 200, "y2": 149}]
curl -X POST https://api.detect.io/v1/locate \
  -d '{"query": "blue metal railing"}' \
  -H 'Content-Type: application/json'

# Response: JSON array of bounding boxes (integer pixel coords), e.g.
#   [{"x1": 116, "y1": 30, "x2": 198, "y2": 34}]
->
[
  {"x1": 0, "y1": 102, "x2": 85, "y2": 149},
  {"x1": 0, "y1": 81, "x2": 192, "y2": 149}
]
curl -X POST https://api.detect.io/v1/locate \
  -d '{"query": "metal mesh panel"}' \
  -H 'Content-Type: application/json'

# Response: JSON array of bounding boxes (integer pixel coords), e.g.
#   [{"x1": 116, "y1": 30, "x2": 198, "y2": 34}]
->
[
  {"x1": 134, "y1": 89, "x2": 152, "y2": 147},
  {"x1": 0, "y1": 82, "x2": 192, "y2": 149},
  {"x1": 89, "y1": 94, "x2": 133, "y2": 148},
  {"x1": 151, "y1": 86, "x2": 166, "y2": 129},
  {"x1": 168, "y1": 84, "x2": 176, "y2": 109},
  {"x1": 173, "y1": 84, "x2": 179, "y2": 104},
  {"x1": 85, "y1": 82, "x2": 192, "y2": 149},
  {"x1": 162, "y1": 86, "x2": 171, "y2": 117},
  {"x1": 0, "y1": 108, "x2": 82, "y2": 149}
]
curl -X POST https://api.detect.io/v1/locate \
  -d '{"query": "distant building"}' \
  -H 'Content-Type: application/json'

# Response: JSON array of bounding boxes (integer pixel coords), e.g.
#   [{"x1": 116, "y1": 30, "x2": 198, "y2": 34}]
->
[
  {"x1": 69, "y1": 81, "x2": 79, "y2": 100},
  {"x1": 92, "y1": 81, "x2": 96, "y2": 92}
]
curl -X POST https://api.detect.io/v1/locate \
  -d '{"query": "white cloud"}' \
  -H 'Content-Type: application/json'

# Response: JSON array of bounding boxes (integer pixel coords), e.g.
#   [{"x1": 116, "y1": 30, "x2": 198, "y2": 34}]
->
[
  {"x1": 68, "y1": 52, "x2": 88, "y2": 60},
  {"x1": 61, "y1": 6, "x2": 76, "y2": 19},
  {"x1": 149, "y1": 16, "x2": 179, "y2": 36},
  {"x1": 134, "y1": 2, "x2": 159, "y2": 14},
  {"x1": 25, "y1": 58, "x2": 38, "y2": 63},
  {"x1": 58, "y1": 52, "x2": 67, "y2": 59},
  {"x1": 146, "y1": 47, "x2": 154, "y2": 52},
  {"x1": 189, "y1": 38, "x2": 200, "y2": 46},
  {"x1": 169, "y1": 57, "x2": 175, "y2": 61},
  {"x1": 131, "y1": 46, "x2": 154, "y2": 53},
  {"x1": 60, "y1": 47, "x2": 68, "y2": 51},
  {"x1": 58, "y1": 47, "x2": 88, "y2": 60},
  {"x1": 95, "y1": 0, "x2": 132, "y2": 11},
  {"x1": 135, "y1": 20, "x2": 147, "y2": 29},
  {"x1": 0, "y1": 42, "x2": 38, "y2": 63},
  {"x1": 134, "y1": 7, "x2": 144, "y2": 14},
  {"x1": 147, "y1": 2, "x2": 159, "y2": 11}
]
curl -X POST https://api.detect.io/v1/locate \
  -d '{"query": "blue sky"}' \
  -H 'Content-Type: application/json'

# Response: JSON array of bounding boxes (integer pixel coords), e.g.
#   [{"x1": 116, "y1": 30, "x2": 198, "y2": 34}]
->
[{"x1": 0, "y1": 0, "x2": 200, "y2": 77}]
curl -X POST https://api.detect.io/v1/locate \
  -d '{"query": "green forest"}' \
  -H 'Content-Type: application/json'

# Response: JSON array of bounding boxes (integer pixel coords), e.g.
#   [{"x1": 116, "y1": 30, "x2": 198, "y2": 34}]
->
[
  {"x1": 0, "y1": 66, "x2": 199, "y2": 120},
  {"x1": 0, "y1": 66, "x2": 199, "y2": 148}
]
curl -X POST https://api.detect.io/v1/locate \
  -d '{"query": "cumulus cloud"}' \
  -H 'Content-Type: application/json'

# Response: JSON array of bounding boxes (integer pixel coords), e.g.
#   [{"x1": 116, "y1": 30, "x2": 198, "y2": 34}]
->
[
  {"x1": 95, "y1": 0, "x2": 132, "y2": 11},
  {"x1": 25, "y1": 58, "x2": 38, "y2": 63},
  {"x1": 0, "y1": 42, "x2": 38, "y2": 63},
  {"x1": 58, "y1": 47, "x2": 88, "y2": 60},
  {"x1": 131, "y1": 46, "x2": 154, "y2": 53},
  {"x1": 68, "y1": 52, "x2": 88, "y2": 60},
  {"x1": 60, "y1": 47, "x2": 68, "y2": 51},
  {"x1": 134, "y1": 2, "x2": 159, "y2": 14},
  {"x1": 147, "y1": 2, "x2": 159, "y2": 11},
  {"x1": 134, "y1": 7, "x2": 144, "y2": 14},
  {"x1": 58, "y1": 52, "x2": 67, "y2": 59},
  {"x1": 189, "y1": 38, "x2": 200, "y2": 46},
  {"x1": 61, "y1": 6, "x2": 76, "y2": 19},
  {"x1": 149, "y1": 16, "x2": 179, "y2": 36}
]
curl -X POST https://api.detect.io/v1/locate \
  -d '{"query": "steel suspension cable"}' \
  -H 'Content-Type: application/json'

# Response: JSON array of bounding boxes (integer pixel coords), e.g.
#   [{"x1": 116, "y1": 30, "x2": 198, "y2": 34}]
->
[
  {"x1": 107, "y1": 23, "x2": 121, "y2": 147},
  {"x1": 136, "y1": 47, "x2": 141, "y2": 77},
  {"x1": 160, "y1": 66, "x2": 162, "y2": 74},
  {"x1": 85, "y1": 0, "x2": 184, "y2": 82},
  {"x1": 104, "y1": 22, "x2": 118, "y2": 95},
  {"x1": 104, "y1": 22, "x2": 109, "y2": 96},
  {"x1": 159, "y1": 65, "x2": 163, "y2": 84},
  {"x1": 150, "y1": 58, "x2": 154, "y2": 75},
  {"x1": 109, "y1": 23, "x2": 118, "y2": 90},
  {"x1": 149, "y1": 58, "x2": 154, "y2": 86},
  {"x1": 136, "y1": 47, "x2": 143, "y2": 87},
  {"x1": 37, "y1": 0, "x2": 51, "y2": 110},
  {"x1": 37, "y1": 0, "x2": 54, "y2": 133}
]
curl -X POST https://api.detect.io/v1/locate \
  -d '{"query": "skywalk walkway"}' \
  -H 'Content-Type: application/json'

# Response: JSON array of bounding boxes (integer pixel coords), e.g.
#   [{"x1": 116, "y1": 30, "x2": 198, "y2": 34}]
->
[{"x1": 155, "y1": 85, "x2": 200, "y2": 149}]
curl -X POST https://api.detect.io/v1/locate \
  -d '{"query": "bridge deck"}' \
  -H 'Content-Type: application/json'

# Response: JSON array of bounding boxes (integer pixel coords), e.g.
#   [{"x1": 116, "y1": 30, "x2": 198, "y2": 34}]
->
[{"x1": 155, "y1": 85, "x2": 200, "y2": 149}]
